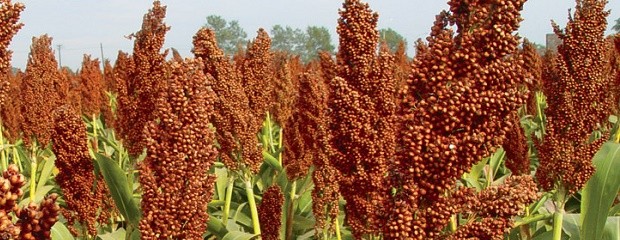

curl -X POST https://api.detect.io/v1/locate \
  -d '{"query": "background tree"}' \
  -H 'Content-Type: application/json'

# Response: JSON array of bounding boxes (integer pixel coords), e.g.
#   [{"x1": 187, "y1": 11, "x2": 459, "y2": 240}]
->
[
  {"x1": 301, "y1": 26, "x2": 335, "y2": 62},
  {"x1": 270, "y1": 24, "x2": 305, "y2": 55},
  {"x1": 379, "y1": 28, "x2": 407, "y2": 53},
  {"x1": 270, "y1": 25, "x2": 335, "y2": 63},
  {"x1": 613, "y1": 17, "x2": 620, "y2": 32},
  {"x1": 205, "y1": 15, "x2": 248, "y2": 56}
]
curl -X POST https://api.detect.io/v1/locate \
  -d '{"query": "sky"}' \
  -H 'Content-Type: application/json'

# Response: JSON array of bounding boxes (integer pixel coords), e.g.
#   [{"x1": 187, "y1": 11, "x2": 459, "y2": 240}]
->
[{"x1": 7, "y1": 0, "x2": 620, "y2": 70}]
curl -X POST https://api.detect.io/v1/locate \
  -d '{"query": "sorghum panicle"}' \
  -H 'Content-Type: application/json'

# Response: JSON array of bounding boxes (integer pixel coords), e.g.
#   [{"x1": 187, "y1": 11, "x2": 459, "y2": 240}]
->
[
  {"x1": 21, "y1": 35, "x2": 67, "y2": 147},
  {"x1": 78, "y1": 55, "x2": 104, "y2": 116},
  {"x1": 192, "y1": 27, "x2": 262, "y2": 172},
  {"x1": 1, "y1": 71, "x2": 23, "y2": 142},
  {"x1": 258, "y1": 185, "x2": 284, "y2": 240},
  {"x1": 329, "y1": 0, "x2": 398, "y2": 237},
  {"x1": 535, "y1": 0, "x2": 613, "y2": 194},
  {"x1": 272, "y1": 52, "x2": 301, "y2": 128},
  {"x1": 139, "y1": 58, "x2": 217, "y2": 240},
  {"x1": 392, "y1": 0, "x2": 528, "y2": 237},
  {"x1": 52, "y1": 105, "x2": 107, "y2": 236},
  {"x1": 0, "y1": 0, "x2": 24, "y2": 108},
  {"x1": 240, "y1": 29, "x2": 275, "y2": 122},
  {"x1": 16, "y1": 194, "x2": 60, "y2": 240},
  {"x1": 502, "y1": 113, "x2": 530, "y2": 175},
  {"x1": 521, "y1": 39, "x2": 543, "y2": 114},
  {"x1": 116, "y1": 1, "x2": 169, "y2": 155},
  {"x1": 298, "y1": 70, "x2": 340, "y2": 234}
]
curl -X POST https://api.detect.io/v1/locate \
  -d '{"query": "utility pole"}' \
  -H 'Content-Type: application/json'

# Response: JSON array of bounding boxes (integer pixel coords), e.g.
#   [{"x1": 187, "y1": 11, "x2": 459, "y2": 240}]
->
[
  {"x1": 56, "y1": 44, "x2": 62, "y2": 68},
  {"x1": 100, "y1": 43, "x2": 105, "y2": 82}
]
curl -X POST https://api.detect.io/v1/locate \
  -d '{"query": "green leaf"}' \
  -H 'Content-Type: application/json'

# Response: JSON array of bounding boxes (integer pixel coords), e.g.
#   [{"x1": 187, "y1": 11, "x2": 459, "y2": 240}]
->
[
  {"x1": 51, "y1": 222, "x2": 74, "y2": 240},
  {"x1": 262, "y1": 151, "x2": 282, "y2": 171},
  {"x1": 37, "y1": 155, "x2": 56, "y2": 191},
  {"x1": 94, "y1": 152, "x2": 141, "y2": 226},
  {"x1": 489, "y1": 148, "x2": 505, "y2": 179},
  {"x1": 222, "y1": 231, "x2": 257, "y2": 240},
  {"x1": 602, "y1": 217, "x2": 619, "y2": 240},
  {"x1": 462, "y1": 157, "x2": 488, "y2": 191},
  {"x1": 581, "y1": 141, "x2": 620, "y2": 240},
  {"x1": 19, "y1": 185, "x2": 54, "y2": 206},
  {"x1": 97, "y1": 227, "x2": 126, "y2": 240},
  {"x1": 563, "y1": 214, "x2": 580, "y2": 240},
  {"x1": 207, "y1": 216, "x2": 229, "y2": 239},
  {"x1": 215, "y1": 167, "x2": 228, "y2": 200}
]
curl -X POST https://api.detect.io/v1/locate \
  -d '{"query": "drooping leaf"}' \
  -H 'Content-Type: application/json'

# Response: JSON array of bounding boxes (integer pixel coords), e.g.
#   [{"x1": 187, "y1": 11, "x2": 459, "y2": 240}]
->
[
  {"x1": 222, "y1": 231, "x2": 257, "y2": 240},
  {"x1": 97, "y1": 227, "x2": 126, "y2": 240},
  {"x1": 51, "y1": 222, "x2": 74, "y2": 240},
  {"x1": 581, "y1": 141, "x2": 620, "y2": 240},
  {"x1": 94, "y1": 152, "x2": 141, "y2": 226}
]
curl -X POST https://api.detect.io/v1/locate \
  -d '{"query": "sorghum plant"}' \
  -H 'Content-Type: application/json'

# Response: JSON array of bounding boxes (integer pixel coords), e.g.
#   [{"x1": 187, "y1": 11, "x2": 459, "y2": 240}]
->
[
  {"x1": 240, "y1": 29, "x2": 275, "y2": 127},
  {"x1": 1, "y1": 71, "x2": 22, "y2": 141},
  {"x1": 534, "y1": 1, "x2": 614, "y2": 238},
  {"x1": 390, "y1": 0, "x2": 531, "y2": 238},
  {"x1": 0, "y1": 0, "x2": 24, "y2": 109},
  {"x1": 328, "y1": 0, "x2": 398, "y2": 237},
  {"x1": 116, "y1": 1, "x2": 169, "y2": 155},
  {"x1": 139, "y1": 58, "x2": 217, "y2": 239},
  {"x1": 52, "y1": 105, "x2": 109, "y2": 236},
  {"x1": 0, "y1": 165, "x2": 59, "y2": 239},
  {"x1": 258, "y1": 185, "x2": 284, "y2": 240},
  {"x1": 78, "y1": 55, "x2": 104, "y2": 117},
  {"x1": 502, "y1": 113, "x2": 530, "y2": 175},
  {"x1": 295, "y1": 70, "x2": 340, "y2": 236},
  {"x1": 21, "y1": 35, "x2": 66, "y2": 147},
  {"x1": 192, "y1": 27, "x2": 261, "y2": 173}
]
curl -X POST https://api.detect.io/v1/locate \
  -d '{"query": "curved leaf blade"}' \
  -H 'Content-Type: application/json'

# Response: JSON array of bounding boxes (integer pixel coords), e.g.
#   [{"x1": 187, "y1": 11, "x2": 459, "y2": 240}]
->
[
  {"x1": 94, "y1": 152, "x2": 141, "y2": 226},
  {"x1": 581, "y1": 141, "x2": 620, "y2": 240}
]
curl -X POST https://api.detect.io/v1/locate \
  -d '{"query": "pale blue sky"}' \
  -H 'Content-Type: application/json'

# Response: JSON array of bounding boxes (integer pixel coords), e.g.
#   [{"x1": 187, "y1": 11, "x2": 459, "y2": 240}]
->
[{"x1": 7, "y1": 0, "x2": 620, "y2": 70}]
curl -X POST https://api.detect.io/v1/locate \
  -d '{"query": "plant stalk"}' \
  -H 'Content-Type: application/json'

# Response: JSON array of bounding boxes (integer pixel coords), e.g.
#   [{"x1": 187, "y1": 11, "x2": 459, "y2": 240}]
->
[
  {"x1": 335, "y1": 217, "x2": 342, "y2": 240},
  {"x1": 449, "y1": 214, "x2": 457, "y2": 232},
  {"x1": 30, "y1": 143, "x2": 36, "y2": 202},
  {"x1": 552, "y1": 188, "x2": 567, "y2": 240},
  {"x1": 222, "y1": 175, "x2": 235, "y2": 225},
  {"x1": 266, "y1": 112, "x2": 276, "y2": 153},
  {"x1": 245, "y1": 178, "x2": 261, "y2": 236},
  {"x1": 285, "y1": 181, "x2": 297, "y2": 240}
]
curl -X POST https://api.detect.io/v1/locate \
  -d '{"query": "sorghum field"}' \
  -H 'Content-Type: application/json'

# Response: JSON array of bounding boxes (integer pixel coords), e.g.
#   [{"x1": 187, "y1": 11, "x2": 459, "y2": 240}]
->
[{"x1": 0, "y1": 0, "x2": 619, "y2": 239}]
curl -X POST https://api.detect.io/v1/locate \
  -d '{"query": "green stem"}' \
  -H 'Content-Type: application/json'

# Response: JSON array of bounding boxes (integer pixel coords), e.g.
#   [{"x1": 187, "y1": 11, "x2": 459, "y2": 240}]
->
[
  {"x1": 30, "y1": 143, "x2": 36, "y2": 202},
  {"x1": 278, "y1": 128, "x2": 283, "y2": 165},
  {"x1": 285, "y1": 181, "x2": 297, "y2": 240},
  {"x1": 335, "y1": 216, "x2": 342, "y2": 240},
  {"x1": 0, "y1": 122, "x2": 6, "y2": 170},
  {"x1": 245, "y1": 178, "x2": 261, "y2": 236},
  {"x1": 552, "y1": 188, "x2": 567, "y2": 240},
  {"x1": 449, "y1": 214, "x2": 457, "y2": 232},
  {"x1": 222, "y1": 175, "x2": 235, "y2": 225},
  {"x1": 514, "y1": 213, "x2": 553, "y2": 227},
  {"x1": 266, "y1": 112, "x2": 276, "y2": 153},
  {"x1": 12, "y1": 147, "x2": 21, "y2": 172}
]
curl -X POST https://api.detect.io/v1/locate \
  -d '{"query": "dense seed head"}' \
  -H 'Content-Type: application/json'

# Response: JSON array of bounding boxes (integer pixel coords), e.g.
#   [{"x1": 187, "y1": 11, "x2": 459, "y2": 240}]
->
[
  {"x1": 21, "y1": 35, "x2": 67, "y2": 147},
  {"x1": 240, "y1": 28, "x2": 275, "y2": 128},
  {"x1": 192, "y1": 27, "x2": 262, "y2": 173},
  {"x1": 139, "y1": 58, "x2": 218, "y2": 240},
  {"x1": 52, "y1": 105, "x2": 106, "y2": 236},
  {"x1": 258, "y1": 185, "x2": 284, "y2": 240},
  {"x1": 535, "y1": 0, "x2": 613, "y2": 194},
  {"x1": 502, "y1": 113, "x2": 530, "y2": 175},
  {"x1": 116, "y1": 0, "x2": 169, "y2": 156},
  {"x1": 78, "y1": 55, "x2": 104, "y2": 116},
  {"x1": 0, "y1": 0, "x2": 24, "y2": 109},
  {"x1": 390, "y1": 0, "x2": 528, "y2": 237},
  {"x1": 329, "y1": 0, "x2": 398, "y2": 237},
  {"x1": 16, "y1": 194, "x2": 60, "y2": 240},
  {"x1": 1, "y1": 71, "x2": 23, "y2": 142}
]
